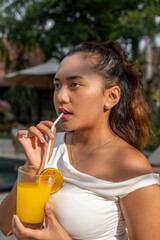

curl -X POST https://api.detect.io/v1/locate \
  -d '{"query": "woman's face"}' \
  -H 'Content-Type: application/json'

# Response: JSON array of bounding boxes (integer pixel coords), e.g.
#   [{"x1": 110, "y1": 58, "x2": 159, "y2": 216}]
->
[{"x1": 53, "y1": 53, "x2": 107, "y2": 131}]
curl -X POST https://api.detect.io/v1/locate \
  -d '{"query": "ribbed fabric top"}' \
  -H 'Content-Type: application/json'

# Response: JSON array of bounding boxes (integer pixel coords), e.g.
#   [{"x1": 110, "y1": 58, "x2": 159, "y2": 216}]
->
[{"x1": 46, "y1": 132, "x2": 160, "y2": 240}]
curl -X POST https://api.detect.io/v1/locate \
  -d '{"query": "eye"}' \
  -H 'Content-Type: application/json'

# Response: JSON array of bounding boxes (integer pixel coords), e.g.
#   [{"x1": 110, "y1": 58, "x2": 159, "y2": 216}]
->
[
  {"x1": 71, "y1": 82, "x2": 80, "y2": 88},
  {"x1": 54, "y1": 82, "x2": 61, "y2": 89}
]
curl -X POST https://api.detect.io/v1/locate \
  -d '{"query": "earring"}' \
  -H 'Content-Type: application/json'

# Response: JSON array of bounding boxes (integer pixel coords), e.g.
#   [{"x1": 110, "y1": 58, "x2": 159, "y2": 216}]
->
[{"x1": 105, "y1": 103, "x2": 109, "y2": 108}]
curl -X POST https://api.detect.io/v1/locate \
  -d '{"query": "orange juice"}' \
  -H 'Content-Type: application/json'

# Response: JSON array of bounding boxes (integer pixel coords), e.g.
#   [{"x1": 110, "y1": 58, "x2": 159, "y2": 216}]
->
[{"x1": 17, "y1": 182, "x2": 52, "y2": 224}]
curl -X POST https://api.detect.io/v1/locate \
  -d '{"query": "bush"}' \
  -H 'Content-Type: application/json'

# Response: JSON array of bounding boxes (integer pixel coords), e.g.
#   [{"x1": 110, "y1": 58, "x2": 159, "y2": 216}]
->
[
  {"x1": 0, "y1": 106, "x2": 14, "y2": 124},
  {"x1": 0, "y1": 122, "x2": 20, "y2": 136},
  {"x1": 144, "y1": 106, "x2": 160, "y2": 152}
]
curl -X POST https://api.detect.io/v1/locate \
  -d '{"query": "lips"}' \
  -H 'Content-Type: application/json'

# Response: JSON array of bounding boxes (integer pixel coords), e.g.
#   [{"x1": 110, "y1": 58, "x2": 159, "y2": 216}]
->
[
  {"x1": 59, "y1": 108, "x2": 71, "y2": 114},
  {"x1": 59, "y1": 108, "x2": 72, "y2": 120}
]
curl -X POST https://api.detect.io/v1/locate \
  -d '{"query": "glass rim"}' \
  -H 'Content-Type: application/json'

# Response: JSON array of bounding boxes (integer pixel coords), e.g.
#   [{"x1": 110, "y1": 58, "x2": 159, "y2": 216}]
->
[{"x1": 18, "y1": 165, "x2": 55, "y2": 177}]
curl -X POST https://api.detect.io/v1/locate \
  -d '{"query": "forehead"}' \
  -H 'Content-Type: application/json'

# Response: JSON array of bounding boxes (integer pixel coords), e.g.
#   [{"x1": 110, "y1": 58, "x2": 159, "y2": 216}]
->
[{"x1": 55, "y1": 53, "x2": 98, "y2": 78}]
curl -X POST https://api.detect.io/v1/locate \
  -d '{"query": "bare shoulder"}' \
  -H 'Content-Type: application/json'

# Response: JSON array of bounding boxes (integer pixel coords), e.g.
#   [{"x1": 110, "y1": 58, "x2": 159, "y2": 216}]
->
[
  {"x1": 118, "y1": 143, "x2": 154, "y2": 174},
  {"x1": 118, "y1": 141, "x2": 160, "y2": 239},
  {"x1": 120, "y1": 177, "x2": 160, "y2": 239},
  {"x1": 107, "y1": 137, "x2": 154, "y2": 182}
]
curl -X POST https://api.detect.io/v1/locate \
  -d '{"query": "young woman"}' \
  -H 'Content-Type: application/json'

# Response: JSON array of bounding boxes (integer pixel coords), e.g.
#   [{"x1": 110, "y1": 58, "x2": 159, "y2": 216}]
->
[{"x1": 0, "y1": 40, "x2": 160, "y2": 240}]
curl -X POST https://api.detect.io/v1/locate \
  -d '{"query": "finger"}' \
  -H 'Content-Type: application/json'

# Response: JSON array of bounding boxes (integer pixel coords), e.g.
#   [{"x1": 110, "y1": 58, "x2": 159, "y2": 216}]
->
[
  {"x1": 36, "y1": 123, "x2": 55, "y2": 140},
  {"x1": 16, "y1": 130, "x2": 31, "y2": 148},
  {"x1": 12, "y1": 215, "x2": 41, "y2": 239},
  {"x1": 12, "y1": 215, "x2": 24, "y2": 239},
  {"x1": 44, "y1": 202, "x2": 57, "y2": 229},
  {"x1": 44, "y1": 203, "x2": 70, "y2": 239},
  {"x1": 17, "y1": 130, "x2": 29, "y2": 140},
  {"x1": 38, "y1": 130, "x2": 56, "y2": 172},
  {"x1": 40, "y1": 120, "x2": 54, "y2": 127},
  {"x1": 42, "y1": 218, "x2": 46, "y2": 228},
  {"x1": 27, "y1": 126, "x2": 46, "y2": 144}
]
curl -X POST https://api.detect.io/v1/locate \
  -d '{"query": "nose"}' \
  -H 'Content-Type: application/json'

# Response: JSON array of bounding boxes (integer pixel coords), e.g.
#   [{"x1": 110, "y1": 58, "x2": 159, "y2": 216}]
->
[{"x1": 56, "y1": 86, "x2": 70, "y2": 104}]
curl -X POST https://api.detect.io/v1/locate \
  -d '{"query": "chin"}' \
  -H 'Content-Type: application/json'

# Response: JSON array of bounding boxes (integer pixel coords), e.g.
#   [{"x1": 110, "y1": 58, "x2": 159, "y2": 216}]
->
[{"x1": 60, "y1": 123, "x2": 75, "y2": 132}]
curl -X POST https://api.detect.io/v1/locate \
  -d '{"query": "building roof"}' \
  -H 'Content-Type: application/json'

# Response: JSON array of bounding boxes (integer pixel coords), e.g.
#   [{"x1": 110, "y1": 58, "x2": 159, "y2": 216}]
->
[{"x1": 5, "y1": 58, "x2": 59, "y2": 89}]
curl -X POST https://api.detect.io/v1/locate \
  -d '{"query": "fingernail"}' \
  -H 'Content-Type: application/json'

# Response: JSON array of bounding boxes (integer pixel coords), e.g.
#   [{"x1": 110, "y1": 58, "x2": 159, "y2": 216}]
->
[
  {"x1": 12, "y1": 216, "x2": 15, "y2": 226},
  {"x1": 41, "y1": 137, "x2": 46, "y2": 143},
  {"x1": 46, "y1": 202, "x2": 50, "y2": 209},
  {"x1": 49, "y1": 133, "x2": 54, "y2": 139}
]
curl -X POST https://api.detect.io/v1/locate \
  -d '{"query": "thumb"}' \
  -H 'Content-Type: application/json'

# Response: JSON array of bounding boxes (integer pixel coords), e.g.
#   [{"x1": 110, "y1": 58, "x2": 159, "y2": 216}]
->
[{"x1": 44, "y1": 202, "x2": 57, "y2": 228}]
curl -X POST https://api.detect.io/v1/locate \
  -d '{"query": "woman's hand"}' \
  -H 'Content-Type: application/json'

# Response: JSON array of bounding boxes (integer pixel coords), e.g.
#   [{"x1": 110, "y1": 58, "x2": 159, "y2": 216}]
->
[
  {"x1": 12, "y1": 203, "x2": 71, "y2": 240},
  {"x1": 17, "y1": 121, "x2": 56, "y2": 172}
]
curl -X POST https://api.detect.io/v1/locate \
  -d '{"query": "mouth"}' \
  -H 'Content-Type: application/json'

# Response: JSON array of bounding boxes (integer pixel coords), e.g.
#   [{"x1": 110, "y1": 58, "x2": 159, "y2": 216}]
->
[
  {"x1": 59, "y1": 108, "x2": 72, "y2": 120},
  {"x1": 59, "y1": 108, "x2": 71, "y2": 114}
]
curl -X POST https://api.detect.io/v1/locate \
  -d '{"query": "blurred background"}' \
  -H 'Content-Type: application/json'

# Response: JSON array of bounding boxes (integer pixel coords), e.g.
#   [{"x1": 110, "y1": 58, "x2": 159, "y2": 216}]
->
[
  {"x1": 0, "y1": 0, "x2": 160, "y2": 213},
  {"x1": 1, "y1": 0, "x2": 160, "y2": 140}
]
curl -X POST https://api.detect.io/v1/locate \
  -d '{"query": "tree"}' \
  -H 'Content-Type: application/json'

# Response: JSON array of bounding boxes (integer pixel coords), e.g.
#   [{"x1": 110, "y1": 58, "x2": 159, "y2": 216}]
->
[
  {"x1": 115, "y1": 0, "x2": 160, "y2": 111},
  {"x1": 4, "y1": 85, "x2": 37, "y2": 124},
  {"x1": 1, "y1": 0, "x2": 160, "y2": 65}
]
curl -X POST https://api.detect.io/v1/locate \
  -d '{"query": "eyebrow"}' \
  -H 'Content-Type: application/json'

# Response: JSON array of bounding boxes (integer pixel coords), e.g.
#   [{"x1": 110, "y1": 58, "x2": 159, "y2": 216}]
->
[{"x1": 53, "y1": 75, "x2": 84, "y2": 81}]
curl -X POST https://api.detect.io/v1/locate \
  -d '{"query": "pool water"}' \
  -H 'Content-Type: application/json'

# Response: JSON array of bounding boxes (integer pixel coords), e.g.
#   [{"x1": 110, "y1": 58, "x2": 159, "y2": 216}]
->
[
  {"x1": 0, "y1": 172, "x2": 17, "y2": 184},
  {"x1": 0, "y1": 157, "x2": 25, "y2": 192}
]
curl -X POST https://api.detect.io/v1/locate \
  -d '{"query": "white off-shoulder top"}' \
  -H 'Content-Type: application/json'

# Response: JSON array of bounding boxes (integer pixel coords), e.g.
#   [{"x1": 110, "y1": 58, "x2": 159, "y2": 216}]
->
[{"x1": 45, "y1": 132, "x2": 160, "y2": 240}]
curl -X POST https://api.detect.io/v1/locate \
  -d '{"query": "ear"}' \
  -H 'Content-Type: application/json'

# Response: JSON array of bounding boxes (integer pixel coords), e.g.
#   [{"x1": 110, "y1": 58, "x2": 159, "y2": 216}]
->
[{"x1": 104, "y1": 86, "x2": 120, "y2": 110}]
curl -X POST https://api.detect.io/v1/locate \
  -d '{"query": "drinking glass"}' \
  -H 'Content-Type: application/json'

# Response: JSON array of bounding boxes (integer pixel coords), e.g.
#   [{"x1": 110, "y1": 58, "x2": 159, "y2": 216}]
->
[{"x1": 16, "y1": 165, "x2": 54, "y2": 229}]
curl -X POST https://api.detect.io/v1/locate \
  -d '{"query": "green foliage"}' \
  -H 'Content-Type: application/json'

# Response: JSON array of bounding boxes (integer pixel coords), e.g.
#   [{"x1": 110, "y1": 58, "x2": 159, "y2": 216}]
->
[
  {"x1": 0, "y1": 108, "x2": 14, "y2": 124},
  {"x1": 145, "y1": 106, "x2": 160, "y2": 151},
  {"x1": 118, "y1": 2, "x2": 160, "y2": 37},
  {"x1": 0, "y1": 39, "x2": 10, "y2": 66},
  {"x1": 4, "y1": 85, "x2": 37, "y2": 123},
  {"x1": 1, "y1": 0, "x2": 160, "y2": 66},
  {"x1": 153, "y1": 106, "x2": 160, "y2": 131},
  {"x1": 0, "y1": 122, "x2": 19, "y2": 138}
]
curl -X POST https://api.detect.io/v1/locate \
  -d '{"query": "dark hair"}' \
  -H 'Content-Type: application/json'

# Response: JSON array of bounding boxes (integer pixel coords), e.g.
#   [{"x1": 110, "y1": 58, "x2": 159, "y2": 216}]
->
[{"x1": 66, "y1": 40, "x2": 154, "y2": 150}]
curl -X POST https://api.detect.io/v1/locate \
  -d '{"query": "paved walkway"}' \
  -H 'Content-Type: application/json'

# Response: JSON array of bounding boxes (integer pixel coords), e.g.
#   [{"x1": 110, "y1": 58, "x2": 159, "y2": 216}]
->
[
  {"x1": 0, "y1": 230, "x2": 16, "y2": 239},
  {"x1": 0, "y1": 138, "x2": 26, "y2": 160}
]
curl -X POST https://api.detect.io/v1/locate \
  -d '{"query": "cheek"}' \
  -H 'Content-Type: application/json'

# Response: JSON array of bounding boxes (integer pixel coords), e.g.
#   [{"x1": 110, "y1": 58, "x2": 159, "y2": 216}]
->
[
  {"x1": 53, "y1": 92, "x2": 58, "y2": 108},
  {"x1": 75, "y1": 90, "x2": 104, "y2": 114}
]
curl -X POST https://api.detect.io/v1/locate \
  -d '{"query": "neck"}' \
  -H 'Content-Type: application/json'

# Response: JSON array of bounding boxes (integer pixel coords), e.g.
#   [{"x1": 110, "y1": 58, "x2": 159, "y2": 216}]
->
[{"x1": 72, "y1": 121, "x2": 115, "y2": 147}]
